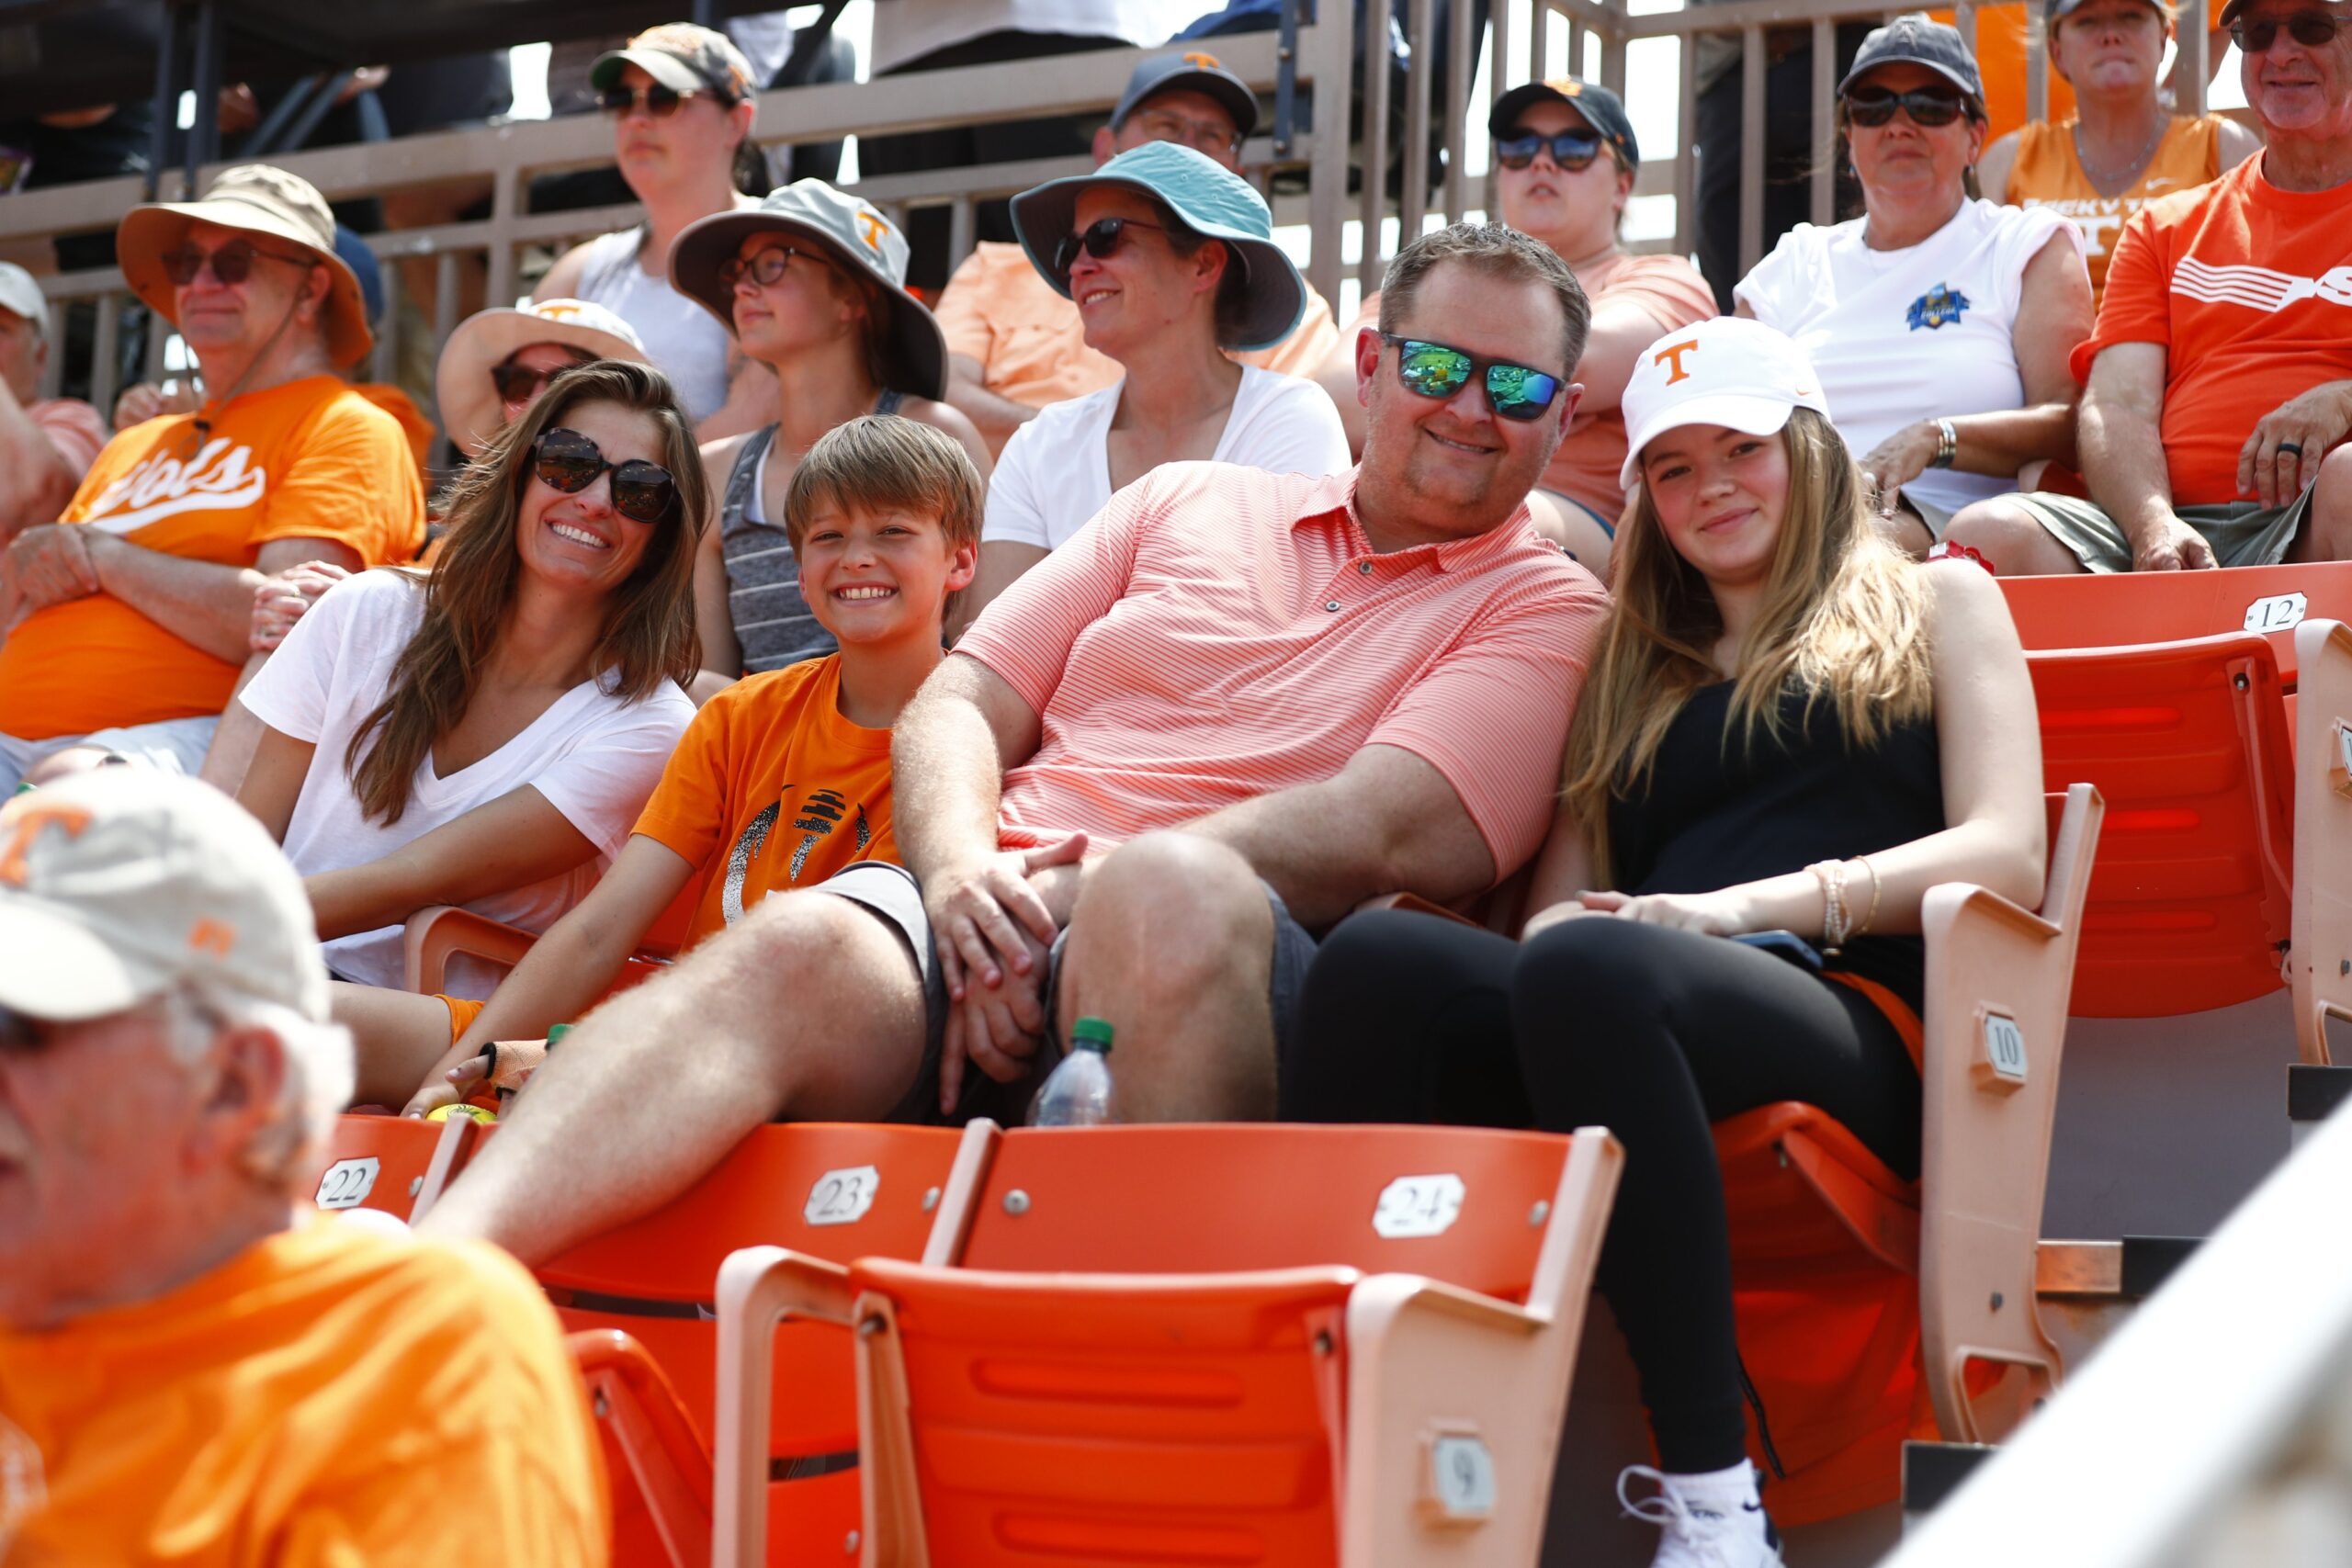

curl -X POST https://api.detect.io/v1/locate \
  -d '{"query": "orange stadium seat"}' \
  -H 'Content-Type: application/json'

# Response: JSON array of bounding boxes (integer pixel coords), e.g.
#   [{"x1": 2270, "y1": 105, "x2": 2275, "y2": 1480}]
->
[
  {"x1": 310, "y1": 1110, "x2": 474, "y2": 1222},
  {"x1": 400, "y1": 874, "x2": 703, "y2": 998},
  {"x1": 712, "y1": 1122, "x2": 1622, "y2": 1568},
  {"x1": 2018, "y1": 614, "x2": 2352, "y2": 1061},
  {"x1": 1714, "y1": 784, "x2": 2103, "y2": 1524},
  {"x1": 533, "y1": 1120, "x2": 994, "y2": 1568},
  {"x1": 2002, "y1": 560, "x2": 2352, "y2": 676}
]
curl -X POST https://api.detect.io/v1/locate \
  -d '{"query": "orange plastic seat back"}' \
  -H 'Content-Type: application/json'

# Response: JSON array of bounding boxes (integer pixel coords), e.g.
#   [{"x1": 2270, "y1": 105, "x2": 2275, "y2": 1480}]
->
[
  {"x1": 535, "y1": 1123, "x2": 965, "y2": 1567},
  {"x1": 2028, "y1": 634, "x2": 2292, "y2": 1017},
  {"x1": 2003, "y1": 560, "x2": 2352, "y2": 685},
  {"x1": 848, "y1": 1124, "x2": 1579, "y2": 1568},
  {"x1": 310, "y1": 1112, "x2": 449, "y2": 1220},
  {"x1": 958, "y1": 1122, "x2": 1569, "y2": 1291}
]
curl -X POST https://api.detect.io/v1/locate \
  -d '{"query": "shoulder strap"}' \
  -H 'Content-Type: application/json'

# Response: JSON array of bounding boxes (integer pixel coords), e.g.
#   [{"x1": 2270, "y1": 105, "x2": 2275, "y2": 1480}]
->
[
  {"x1": 723, "y1": 424, "x2": 779, "y2": 528},
  {"x1": 875, "y1": 388, "x2": 907, "y2": 417}
]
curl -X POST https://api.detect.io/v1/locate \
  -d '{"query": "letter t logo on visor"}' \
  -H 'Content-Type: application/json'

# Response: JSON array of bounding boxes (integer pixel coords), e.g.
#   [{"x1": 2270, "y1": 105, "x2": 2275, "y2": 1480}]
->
[{"x1": 1654, "y1": 340, "x2": 1699, "y2": 385}]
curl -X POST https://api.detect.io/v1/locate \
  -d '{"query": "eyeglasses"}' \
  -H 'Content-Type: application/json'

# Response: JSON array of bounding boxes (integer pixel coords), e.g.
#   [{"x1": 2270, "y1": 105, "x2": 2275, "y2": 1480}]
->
[
  {"x1": 2228, "y1": 11, "x2": 2343, "y2": 51},
  {"x1": 597, "y1": 83, "x2": 707, "y2": 118},
  {"x1": 1843, "y1": 85, "x2": 1969, "y2": 128},
  {"x1": 718, "y1": 243, "x2": 820, "y2": 290},
  {"x1": 1050, "y1": 217, "x2": 1170, "y2": 282},
  {"x1": 1131, "y1": 107, "x2": 1243, "y2": 158},
  {"x1": 530, "y1": 427, "x2": 680, "y2": 525},
  {"x1": 491, "y1": 354, "x2": 594, "y2": 407},
  {"x1": 1495, "y1": 129, "x2": 1608, "y2": 171},
  {"x1": 158, "y1": 239, "x2": 317, "y2": 287},
  {"x1": 1379, "y1": 333, "x2": 1565, "y2": 422}
]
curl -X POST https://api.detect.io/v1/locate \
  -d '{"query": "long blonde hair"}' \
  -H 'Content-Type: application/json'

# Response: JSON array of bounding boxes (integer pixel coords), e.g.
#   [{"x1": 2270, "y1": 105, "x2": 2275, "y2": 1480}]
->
[{"x1": 1560, "y1": 409, "x2": 1933, "y2": 884}]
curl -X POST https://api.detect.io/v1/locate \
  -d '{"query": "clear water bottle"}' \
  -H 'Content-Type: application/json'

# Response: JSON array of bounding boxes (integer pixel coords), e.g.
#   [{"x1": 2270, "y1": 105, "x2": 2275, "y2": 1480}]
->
[{"x1": 1030, "y1": 1017, "x2": 1115, "y2": 1127}]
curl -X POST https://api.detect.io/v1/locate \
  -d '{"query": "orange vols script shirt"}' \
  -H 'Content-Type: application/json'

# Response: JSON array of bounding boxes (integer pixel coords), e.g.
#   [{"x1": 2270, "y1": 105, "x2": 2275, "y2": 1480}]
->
[
  {"x1": 2008, "y1": 115, "x2": 2223, "y2": 303},
  {"x1": 0, "y1": 1217, "x2": 607, "y2": 1566},
  {"x1": 0, "y1": 375, "x2": 425, "y2": 739},
  {"x1": 632, "y1": 653, "x2": 900, "y2": 944},
  {"x1": 2075, "y1": 157, "x2": 2352, "y2": 506}
]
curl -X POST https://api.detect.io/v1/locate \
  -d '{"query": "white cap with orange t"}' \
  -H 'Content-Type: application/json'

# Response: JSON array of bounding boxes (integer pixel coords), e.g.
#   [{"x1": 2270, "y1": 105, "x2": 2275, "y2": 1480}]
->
[
  {"x1": 1618, "y1": 316, "x2": 1834, "y2": 489},
  {"x1": 0, "y1": 772, "x2": 328, "y2": 1024}
]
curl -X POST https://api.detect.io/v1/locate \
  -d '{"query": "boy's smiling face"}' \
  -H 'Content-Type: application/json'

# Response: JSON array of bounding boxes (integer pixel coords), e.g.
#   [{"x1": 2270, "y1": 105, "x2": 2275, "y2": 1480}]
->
[{"x1": 797, "y1": 499, "x2": 977, "y2": 646}]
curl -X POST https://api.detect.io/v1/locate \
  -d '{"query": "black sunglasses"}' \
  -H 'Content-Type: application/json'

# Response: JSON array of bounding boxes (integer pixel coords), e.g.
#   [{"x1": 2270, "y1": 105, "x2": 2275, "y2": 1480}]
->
[
  {"x1": 158, "y1": 239, "x2": 317, "y2": 288},
  {"x1": 1379, "y1": 332, "x2": 1565, "y2": 422},
  {"x1": 718, "y1": 243, "x2": 820, "y2": 290},
  {"x1": 1495, "y1": 129, "x2": 1608, "y2": 172},
  {"x1": 1843, "y1": 85, "x2": 1969, "y2": 128},
  {"x1": 2229, "y1": 11, "x2": 2343, "y2": 50},
  {"x1": 597, "y1": 83, "x2": 706, "y2": 118},
  {"x1": 491, "y1": 353, "x2": 594, "y2": 406},
  {"x1": 530, "y1": 427, "x2": 679, "y2": 525},
  {"x1": 1050, "y1": 217, "x2": 1170, "y2": 282}
]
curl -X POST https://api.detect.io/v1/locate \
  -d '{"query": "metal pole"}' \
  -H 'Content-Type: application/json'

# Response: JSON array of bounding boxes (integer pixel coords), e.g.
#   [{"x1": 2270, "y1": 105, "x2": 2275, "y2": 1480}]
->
[
  {"x1": 1812, "y1": 17, "x2": 1838, "y2": 227},
  {"x1": 186, "y1": 0, "x2": 221, "y2": 190},
  {"x1": 146, "y1": 0, "x2": 180, "y2": 201},
  {"x1": 1274, "y1": 0, "x2": 1301, "y2": 157}
]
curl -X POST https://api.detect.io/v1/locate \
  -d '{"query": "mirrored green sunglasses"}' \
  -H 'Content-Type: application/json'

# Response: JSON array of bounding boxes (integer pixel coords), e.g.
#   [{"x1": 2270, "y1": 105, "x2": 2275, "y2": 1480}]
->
[{"x1": 1379, "y1": 333, "x2": 1565, "y2": 422}]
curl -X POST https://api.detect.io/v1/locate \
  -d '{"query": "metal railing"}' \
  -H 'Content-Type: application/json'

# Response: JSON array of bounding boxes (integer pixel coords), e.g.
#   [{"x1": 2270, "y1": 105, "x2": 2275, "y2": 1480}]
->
[{"x1": 0, "y1": 0, "x2": 2163, "y2": 434}]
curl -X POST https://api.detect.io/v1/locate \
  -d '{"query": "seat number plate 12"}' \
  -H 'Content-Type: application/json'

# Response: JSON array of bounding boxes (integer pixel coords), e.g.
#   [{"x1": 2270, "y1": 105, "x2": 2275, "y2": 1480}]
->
[
  {"x1": 315, "y1": 1156, "x2": 380, "y2": 1210},
  {"x1": 1374, "y1": 1173, "x2": 1465, "y2": 1237},
  {"x1": 2245, "y1": 592, "x2": 2307, "y2": 633},
  {"x1": 1980, "y1": 1011, "x2": 2028, "y2": 1088},
  {"x1": 804, "y1": 1165, "x2": 879, "y2": 1226}
]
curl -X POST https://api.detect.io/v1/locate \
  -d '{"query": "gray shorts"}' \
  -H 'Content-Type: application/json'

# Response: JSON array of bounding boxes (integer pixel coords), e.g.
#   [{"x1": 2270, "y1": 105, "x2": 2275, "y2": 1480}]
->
[
  {"x1": 0, "y1": 714, "x2": 219, "y2": 794},
  {"x1": 2003, "y1": 488, "x2": 2317, "y2": 573},
  {"x1": 818, "y1": 860, "x2": 1319, "y2": 1126}
]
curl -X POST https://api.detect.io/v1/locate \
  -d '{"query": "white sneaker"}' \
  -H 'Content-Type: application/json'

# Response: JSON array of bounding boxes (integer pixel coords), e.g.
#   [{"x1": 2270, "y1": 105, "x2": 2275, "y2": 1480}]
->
[{"x1": 1618, "y1": 1464, "x2": 1786, "y2": 1568}]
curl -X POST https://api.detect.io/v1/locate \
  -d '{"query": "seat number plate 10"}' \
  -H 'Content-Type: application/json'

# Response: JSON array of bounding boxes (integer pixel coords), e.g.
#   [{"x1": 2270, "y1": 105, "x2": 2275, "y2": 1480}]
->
[
  {"x1": 2245, "y1": 592, "x2": 2307, "y2": 633},
  {"x1": 1426, "y1": 1433, "x2": 1498, "y2": 1521},
  {"x1": 315, "y1": 1156, "x2": 380, "y2": 1210},
  {"x1": 1980, "y1": 1011, "x2": 2028, "y2": 1089},
  {"x1": 1374, "y1": 1173, "x2": 1465, "y2": 1237},
  {"x1": 804, "y1": 1165, "x2": 879, "y2": 1226}
]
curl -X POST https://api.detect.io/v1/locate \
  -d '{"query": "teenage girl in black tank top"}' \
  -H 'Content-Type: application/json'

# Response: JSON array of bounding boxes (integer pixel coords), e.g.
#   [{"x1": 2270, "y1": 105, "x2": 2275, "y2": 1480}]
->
[{"x1": 1283, "y1": 319, "x2": 2047, "y2": 1567}]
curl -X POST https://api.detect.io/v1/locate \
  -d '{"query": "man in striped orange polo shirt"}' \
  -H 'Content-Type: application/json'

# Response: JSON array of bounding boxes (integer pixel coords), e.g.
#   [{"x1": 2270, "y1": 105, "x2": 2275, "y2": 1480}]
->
[{"x1": 422, "y1": 223, "x2": 1610, "y2": 1266}]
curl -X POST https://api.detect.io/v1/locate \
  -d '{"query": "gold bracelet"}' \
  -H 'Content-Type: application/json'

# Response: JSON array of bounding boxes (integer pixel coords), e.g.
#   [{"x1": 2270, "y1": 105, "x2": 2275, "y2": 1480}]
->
[{"x1": 1849, "y1": 855, "x2": 1883, "y2": 938}]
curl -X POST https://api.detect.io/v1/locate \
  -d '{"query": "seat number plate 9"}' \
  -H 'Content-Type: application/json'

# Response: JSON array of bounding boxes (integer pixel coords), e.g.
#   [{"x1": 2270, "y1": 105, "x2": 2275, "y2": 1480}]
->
[
  {"x1": 1374, "y1": 1173, "x2": 1465, "y2": 1238},
  {"x1": 804, "y1": 1165, "x2": 879, "y2": 1226},
  {"x1": 1429, "y1": 1434, "x2": 1497, "y2": 1519},
  {"x1": 315, "y1": 1156, "x2": 380, "y2": 1210},
  {"x1": 1983, "y1": 1012, "x2": 2028, "y2": 1085},
  {"x1": 2245, "y1": 592, "x2": 2307, "y2": 633}
]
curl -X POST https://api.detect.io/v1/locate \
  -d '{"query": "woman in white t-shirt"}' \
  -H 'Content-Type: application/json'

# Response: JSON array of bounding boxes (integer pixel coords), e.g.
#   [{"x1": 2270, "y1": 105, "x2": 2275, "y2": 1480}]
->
[
  {"x1": 1734, "y1": 14, "x2": 2094, "y2": 555},
  {"x1": 955, "y1": 140, "x2": 1351, "y2": 630},
  {"x1": 235, "y1": 361, "x2": 701, "y2": 1062}
]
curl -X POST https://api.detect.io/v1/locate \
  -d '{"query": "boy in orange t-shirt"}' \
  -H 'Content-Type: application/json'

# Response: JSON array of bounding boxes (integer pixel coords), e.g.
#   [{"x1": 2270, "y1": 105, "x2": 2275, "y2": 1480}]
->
[{"x1": 335, "y1": 415, "x2": 982, "y2": 1116}]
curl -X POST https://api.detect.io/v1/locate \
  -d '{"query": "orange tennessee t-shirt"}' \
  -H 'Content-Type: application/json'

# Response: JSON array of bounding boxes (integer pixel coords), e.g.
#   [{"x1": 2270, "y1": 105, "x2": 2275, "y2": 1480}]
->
[
  {"x1": 2073, "y1": 156, "x2": 2352, "y2": 507},
  {"x1": 0, "y1": 375, "x2": 426, "y2": 740},
  {"x1": 631, "y1": 653, "x2": 901, "y2": 946},
  {"x1": 1355, "y1": 248, "x2": 1718, "y2": 525},
  {"x1": 0, "y1": 1216, "x2": 606, "y2": 1567},
  {"x1": 933, "y1": 240, "x2": 1341, "y2": 412},
  {"x1": 2008, "y1": 114, "x2": 2225, "y2": 304}
]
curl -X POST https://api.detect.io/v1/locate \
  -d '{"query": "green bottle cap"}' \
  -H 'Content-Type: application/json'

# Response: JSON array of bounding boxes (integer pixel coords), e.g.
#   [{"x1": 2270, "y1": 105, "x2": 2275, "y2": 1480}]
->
[
  {"x1": 1069, "y1": 1017, "x2": 1114, "y2": 1053},
  {"x1": 545, "y1": 1023, "x2": 573, "y2": 1046}
]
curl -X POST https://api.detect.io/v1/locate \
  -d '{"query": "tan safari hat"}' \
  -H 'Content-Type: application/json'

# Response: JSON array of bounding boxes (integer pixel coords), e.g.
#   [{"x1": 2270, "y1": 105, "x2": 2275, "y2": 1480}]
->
[
  {"x1": 435, "y1": 298, "x2": 650, "y2": 457},
  {"x1": 0, "y1": 772, "x2": 329, "y2": 1024},
  {"x1": 116, "y1": 164, "x2": 373, "y2": 368}
]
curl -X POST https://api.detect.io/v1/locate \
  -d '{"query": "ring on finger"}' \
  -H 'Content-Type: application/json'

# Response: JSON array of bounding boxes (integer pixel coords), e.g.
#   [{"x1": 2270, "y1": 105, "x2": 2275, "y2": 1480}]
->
[{"x1": 2278, "y1": 440, "x2": 2306, "y2": 457}]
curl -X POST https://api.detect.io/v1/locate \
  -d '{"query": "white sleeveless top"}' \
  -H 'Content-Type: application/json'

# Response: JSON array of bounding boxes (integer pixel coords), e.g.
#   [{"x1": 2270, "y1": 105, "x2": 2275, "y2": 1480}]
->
[
  {"x1": 1735, "y1": 199, "x2": 2086, "y2": 517},
  {"x1": 573, "y1": 227, "x2": 733, "y2": 423}
]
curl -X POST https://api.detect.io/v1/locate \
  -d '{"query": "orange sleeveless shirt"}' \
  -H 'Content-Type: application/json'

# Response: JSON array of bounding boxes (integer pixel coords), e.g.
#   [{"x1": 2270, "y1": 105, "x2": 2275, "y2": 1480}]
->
[{"x1": 2008, "y1": 114, "x2": 2224, "y2": 302}]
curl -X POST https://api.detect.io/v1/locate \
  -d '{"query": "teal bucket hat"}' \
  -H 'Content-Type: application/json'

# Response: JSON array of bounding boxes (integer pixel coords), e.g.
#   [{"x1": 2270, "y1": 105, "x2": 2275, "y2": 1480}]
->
[{"x1": 1010, "y1": 141, "x2": 1306, "y2": 353}]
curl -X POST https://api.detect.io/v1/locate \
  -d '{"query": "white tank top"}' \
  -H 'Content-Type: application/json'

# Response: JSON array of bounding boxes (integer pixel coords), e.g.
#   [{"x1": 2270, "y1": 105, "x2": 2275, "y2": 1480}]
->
[{"x1": 573, "y1": 227, "x2": 733, "y2": 423}]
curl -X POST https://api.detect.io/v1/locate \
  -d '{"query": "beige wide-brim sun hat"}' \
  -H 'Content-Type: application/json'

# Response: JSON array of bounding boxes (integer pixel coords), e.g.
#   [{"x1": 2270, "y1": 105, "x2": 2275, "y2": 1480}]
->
[
  {"x1": 117, "y1": 163, "x2": 373, "y2": 368},
  {"x1": 435, "y1": 298, "x2": 650, "y2": 457}
]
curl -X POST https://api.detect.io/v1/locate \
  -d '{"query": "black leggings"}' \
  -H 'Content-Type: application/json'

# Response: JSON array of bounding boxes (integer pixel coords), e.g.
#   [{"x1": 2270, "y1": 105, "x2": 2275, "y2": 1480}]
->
[{"x1": 1283, "y1": 911, "x2": 1921, "y2": 1472}]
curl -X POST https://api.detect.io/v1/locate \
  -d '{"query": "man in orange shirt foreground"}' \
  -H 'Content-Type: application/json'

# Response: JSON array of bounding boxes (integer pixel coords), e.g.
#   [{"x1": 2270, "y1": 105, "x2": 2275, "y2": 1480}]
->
[
  {"x1": 421, "y1": 222, "x2": 1611, "y2": 1267},
  {"x1": 0, "y1": 164, "x2": 424, "y2": 792},
  {"x1": 0, "y1": 772, "x2": 606, "y2": 1566},
  {"x1": 1946, "y1": 0, "x2": 2352, "y2": 572}
]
